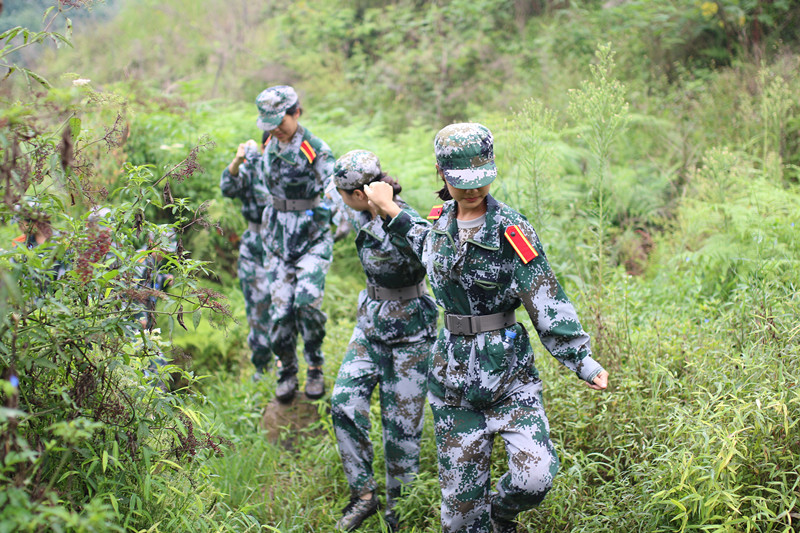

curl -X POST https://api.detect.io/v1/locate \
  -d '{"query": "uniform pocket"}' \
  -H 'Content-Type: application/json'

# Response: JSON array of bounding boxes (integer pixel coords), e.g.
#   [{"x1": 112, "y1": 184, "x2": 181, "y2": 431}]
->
[{"x1": 474, "y1": 279, "x2": 500, "y2": 291}]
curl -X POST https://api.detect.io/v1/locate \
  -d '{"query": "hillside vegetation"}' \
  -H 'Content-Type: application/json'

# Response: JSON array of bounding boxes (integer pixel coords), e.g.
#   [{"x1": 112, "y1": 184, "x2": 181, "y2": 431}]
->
[{"x1": 1, "y1": 0, "x2": 799, "y2": 531}]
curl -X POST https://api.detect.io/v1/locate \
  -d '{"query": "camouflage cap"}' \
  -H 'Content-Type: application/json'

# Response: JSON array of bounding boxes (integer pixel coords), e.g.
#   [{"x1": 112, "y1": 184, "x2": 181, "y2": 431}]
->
[
  {"x1": 434, "y1": 123, "x2": 497, "y2": 189},
  {"x1": 256, "y1": 85, "x2": 298, "y2": 131},
  {"x1": 333, "y1": 150, "x2": 382, "y2": 190}
]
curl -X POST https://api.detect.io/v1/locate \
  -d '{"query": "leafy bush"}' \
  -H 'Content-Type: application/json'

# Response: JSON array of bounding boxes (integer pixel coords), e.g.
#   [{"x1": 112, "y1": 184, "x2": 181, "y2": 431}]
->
[{"x1": 0, "y1": 6, "x2": 253, "y2": 530}]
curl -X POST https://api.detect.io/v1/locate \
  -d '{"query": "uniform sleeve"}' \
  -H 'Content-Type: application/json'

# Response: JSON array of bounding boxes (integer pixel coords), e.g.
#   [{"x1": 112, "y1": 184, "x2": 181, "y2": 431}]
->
[
  {"x1": 219, "y1": 167, "x2": 245, "y2": 198},
  {"x1": 514, "y1": 224, "x2": 604, "y2": 384},
  {"x1": 220, "y1": 148, "x2": 261, "y2": 199},
  {"x1": 385, "y1": 208, "x2": 431, "y2": 262}
]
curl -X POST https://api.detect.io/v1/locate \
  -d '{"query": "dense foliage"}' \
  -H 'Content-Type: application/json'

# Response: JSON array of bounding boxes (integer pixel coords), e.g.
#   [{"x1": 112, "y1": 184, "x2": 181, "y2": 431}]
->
[{"x1": 1, "y1": 0, "x2": 799, "y2": 531}]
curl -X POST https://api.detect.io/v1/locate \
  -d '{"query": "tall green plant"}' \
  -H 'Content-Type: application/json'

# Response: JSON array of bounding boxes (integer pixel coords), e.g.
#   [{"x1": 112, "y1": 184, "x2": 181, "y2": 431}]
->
[
  {"x1": 509, "y1": 99, "x2": 559, "y2": 231},
  {"x1": 567, "y1": 43, "x2": 630, "y2": 356},
  {"x1": 758, "y1": 66, "x2": 793, "y2": 179}
]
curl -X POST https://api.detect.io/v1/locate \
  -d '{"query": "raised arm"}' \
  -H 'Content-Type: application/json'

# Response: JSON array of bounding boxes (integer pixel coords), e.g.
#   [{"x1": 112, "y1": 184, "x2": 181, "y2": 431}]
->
[
  {"x1": 363, "y1": 182, "x2": 431, "y2": 259},
  {"x1": 220, "y1": 140, "x2": 259, "y2": 198}
]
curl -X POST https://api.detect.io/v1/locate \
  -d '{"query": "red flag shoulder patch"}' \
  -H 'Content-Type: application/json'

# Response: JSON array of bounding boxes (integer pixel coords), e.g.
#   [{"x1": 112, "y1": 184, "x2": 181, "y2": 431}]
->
[
  {"x1": 427, "y1": 204, "x2": 444, "y2": 220},
  {"x1": 504, "y1": 225, "x2": 538, "y2": 264},
  {"x1": 299, "y1": 140, "x2": 316, "y2": 164}
]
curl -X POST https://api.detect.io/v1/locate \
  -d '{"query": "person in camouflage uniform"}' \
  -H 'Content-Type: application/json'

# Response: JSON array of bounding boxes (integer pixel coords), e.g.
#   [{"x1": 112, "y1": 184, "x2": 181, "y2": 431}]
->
[
  {"x1": 364, "y1": 123, "x2": 610, "y2": 533},
  {"x1": 328, "y1": 151, "x2": 437, "y2": 532},
  {"x1": 220, "y1": 136, "x2": 273, "y2": 379},
  {"x1": 256, "y1": 85, "x2": 339, "y2": 402}
]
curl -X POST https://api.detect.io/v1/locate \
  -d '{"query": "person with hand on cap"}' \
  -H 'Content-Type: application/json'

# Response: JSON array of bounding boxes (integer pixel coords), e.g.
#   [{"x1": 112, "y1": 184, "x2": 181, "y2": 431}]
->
[
  {"x1": 220, "y1": 130, "x2": 274, "y2": 382},
  {"x1": 328, "y1": 150, "x2": 437, "y2": 532},
  {"x1": 364, "y1": 123, "x2": 610, "y2": 533},
  {"x1": 255, "y1": 85, "x2": 341, "y2": 402}
]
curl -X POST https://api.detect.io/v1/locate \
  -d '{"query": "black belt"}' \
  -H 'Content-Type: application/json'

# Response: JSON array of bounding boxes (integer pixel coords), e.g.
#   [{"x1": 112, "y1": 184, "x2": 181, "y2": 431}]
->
[
  {"x1": 272, "y1": 196, "x2": 321, "y2": 212},
  {"x1": 444, "y1": 310, "x2": 516, "y2": 335},
  {"x1": 366, "y1": 281, "x2": 427, "y2": 301}
]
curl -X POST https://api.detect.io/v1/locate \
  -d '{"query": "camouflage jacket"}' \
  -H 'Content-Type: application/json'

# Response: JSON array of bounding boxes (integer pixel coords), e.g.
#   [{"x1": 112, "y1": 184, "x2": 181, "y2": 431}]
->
[
  {"x1": 219, "y1": 143, "x2": 270, "y2": 225},
  {"x1": 259, "y1": 125, "x2": 335, "y2": 261},
  {"x1": 387, "y1": 194, "x2": 603, "y2": 408},
  {"x1": 346, "y1": 198, "x2": 437, "y2": 345}
]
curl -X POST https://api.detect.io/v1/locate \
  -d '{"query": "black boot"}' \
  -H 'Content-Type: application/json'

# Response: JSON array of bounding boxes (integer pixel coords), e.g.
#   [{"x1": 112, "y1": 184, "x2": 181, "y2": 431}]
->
[{"x1": 336, "y1": 493, "x2": 379, "y2": 531}]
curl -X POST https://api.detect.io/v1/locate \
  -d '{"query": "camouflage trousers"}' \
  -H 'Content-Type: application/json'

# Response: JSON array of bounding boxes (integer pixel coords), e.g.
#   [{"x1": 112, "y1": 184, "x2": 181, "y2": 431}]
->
[
  {"x1": 238, "y1": 228, "x2": 272, "y2": 370},
  {"x1": 331, "y1": 329, "x2": 430, "y2": 509},
  {"x1": 429, "y1": 378, "x2": 558, "y2": 533},
  {"x1": 265, "y1": 237, "x2": 332, "y2": 377}
]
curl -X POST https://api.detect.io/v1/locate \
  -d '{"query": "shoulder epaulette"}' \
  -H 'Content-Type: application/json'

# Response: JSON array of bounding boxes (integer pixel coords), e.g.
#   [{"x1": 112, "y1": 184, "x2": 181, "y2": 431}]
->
[
  {"x1": 299, "y1": 140, "x2": 317, "y2": 164},
  {"x1": 504, "y1": 225, "x2": 538, "y2": 264},
  {"x1": 427, "y1": 204, "x2": 444, "y2": 220},
  {"x1": 12, "y1": 235, "x2": 26, "y2": 247}
]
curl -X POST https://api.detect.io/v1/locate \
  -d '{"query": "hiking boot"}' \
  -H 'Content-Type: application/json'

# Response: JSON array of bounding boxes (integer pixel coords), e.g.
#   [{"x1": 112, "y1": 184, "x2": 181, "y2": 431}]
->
[
  {"x1": 305, "y1": 367, "x2": 325, "y2": 399},
  {"x1": 275, "y1": 373, "x2": 298, "y2": 403},
  {"x1": 336, "y1": 494, "x2": 379, "y2": 531},
  {"x1": 383, "y1": 509, "x2": 399, "y2": 532},
  {"x1": 491, "y1": 510, "x2": 517, "y2": 533}
]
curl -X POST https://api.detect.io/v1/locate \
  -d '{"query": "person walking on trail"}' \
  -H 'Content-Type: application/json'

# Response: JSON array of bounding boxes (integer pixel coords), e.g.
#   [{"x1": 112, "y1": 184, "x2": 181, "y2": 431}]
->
[
  {"x1": 328, "y1": 151, "x2": 437, "y2": 532},
  {"x1": 364, "y1": 123, "x2": 610, "y2": 533},
  {"x1": 256, "y1": 85, "x2": 342, "y2": 403},
  {"x1": 220, "y1": 134, "x2": 274, "y2": 381}
]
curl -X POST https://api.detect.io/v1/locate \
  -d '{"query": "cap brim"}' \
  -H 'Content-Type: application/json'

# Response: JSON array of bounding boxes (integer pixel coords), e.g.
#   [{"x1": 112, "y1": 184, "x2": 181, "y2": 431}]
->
[
  {"x1": 257, "y1": 115, "x2": 283, "y2": 131},
  {"x1": 442, "y1": 162, "x2": 497, "y2": 189}
]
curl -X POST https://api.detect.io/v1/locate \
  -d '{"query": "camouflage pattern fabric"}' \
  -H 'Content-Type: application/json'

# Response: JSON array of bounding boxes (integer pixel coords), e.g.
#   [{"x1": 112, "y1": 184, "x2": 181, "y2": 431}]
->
[
  {"x1": 257, "y1": 125, "x2": 336, "y2": 376},
  {"x1": 220, "y1": 145, "x2": 271, "y2": 224},
  {"x1": 220, "y1": 149, "x2": 273, "y2": 369},
  {"x1": 331, "y1": 202, "x2": 437, "y2": 509},
  {"x1": 349, "y1": 199, "x2": 437, "y2": 344},
  {"x1": 430, "y1": 379, "x2": 558, "y2": 531},
  {"x1": 434, "y1": 123, "x2": 497, "y2": 190},
  {"x1": 332, "y1": 149, "x2": 382, "y2": 191},
  {"x1": 259, "y1": 125, "x2": 335, "y2": 262},
  {"x1": 265, "y1": 235, "x2": 331, "y2": 376},
  {"x1": 256, "y1": 85, "x2": 298, "y2": 131},
  {"x1": 332, "y1": 334, "x2": 431, "y2": 508},
  {"x1": 238, "y1": 227, "x2": 272, "y2": 370},
  {"x1": 385, "y1": 193, "x2": 604, "y2": 531}
]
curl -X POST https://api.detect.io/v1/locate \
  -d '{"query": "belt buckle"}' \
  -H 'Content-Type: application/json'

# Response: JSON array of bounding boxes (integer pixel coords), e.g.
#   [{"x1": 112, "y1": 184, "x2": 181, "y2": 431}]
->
[{"x1": 449, "y1": 314, "x2": 472, "y2": 335}]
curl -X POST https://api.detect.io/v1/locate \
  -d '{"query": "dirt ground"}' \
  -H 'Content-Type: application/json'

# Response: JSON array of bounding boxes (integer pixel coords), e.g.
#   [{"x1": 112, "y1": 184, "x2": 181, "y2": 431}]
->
[{"x1": 260, "y1": 396, "x2": 326, "y2": 445}]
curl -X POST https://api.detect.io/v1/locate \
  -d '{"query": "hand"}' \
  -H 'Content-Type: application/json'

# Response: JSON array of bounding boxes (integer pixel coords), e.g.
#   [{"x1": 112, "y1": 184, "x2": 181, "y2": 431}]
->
[
  {"x1": 234, "y1": 139, "x2": 257, "y2": 163},
  {"x1": 229, "y1": 140, "x2": 258, "y2": 175},
  {"x1": 363, "y1": 182, "x2": 401, "y2": 218},
  {"x1": 587, "y1": 370, "x2": 609, "y2": 390}
]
